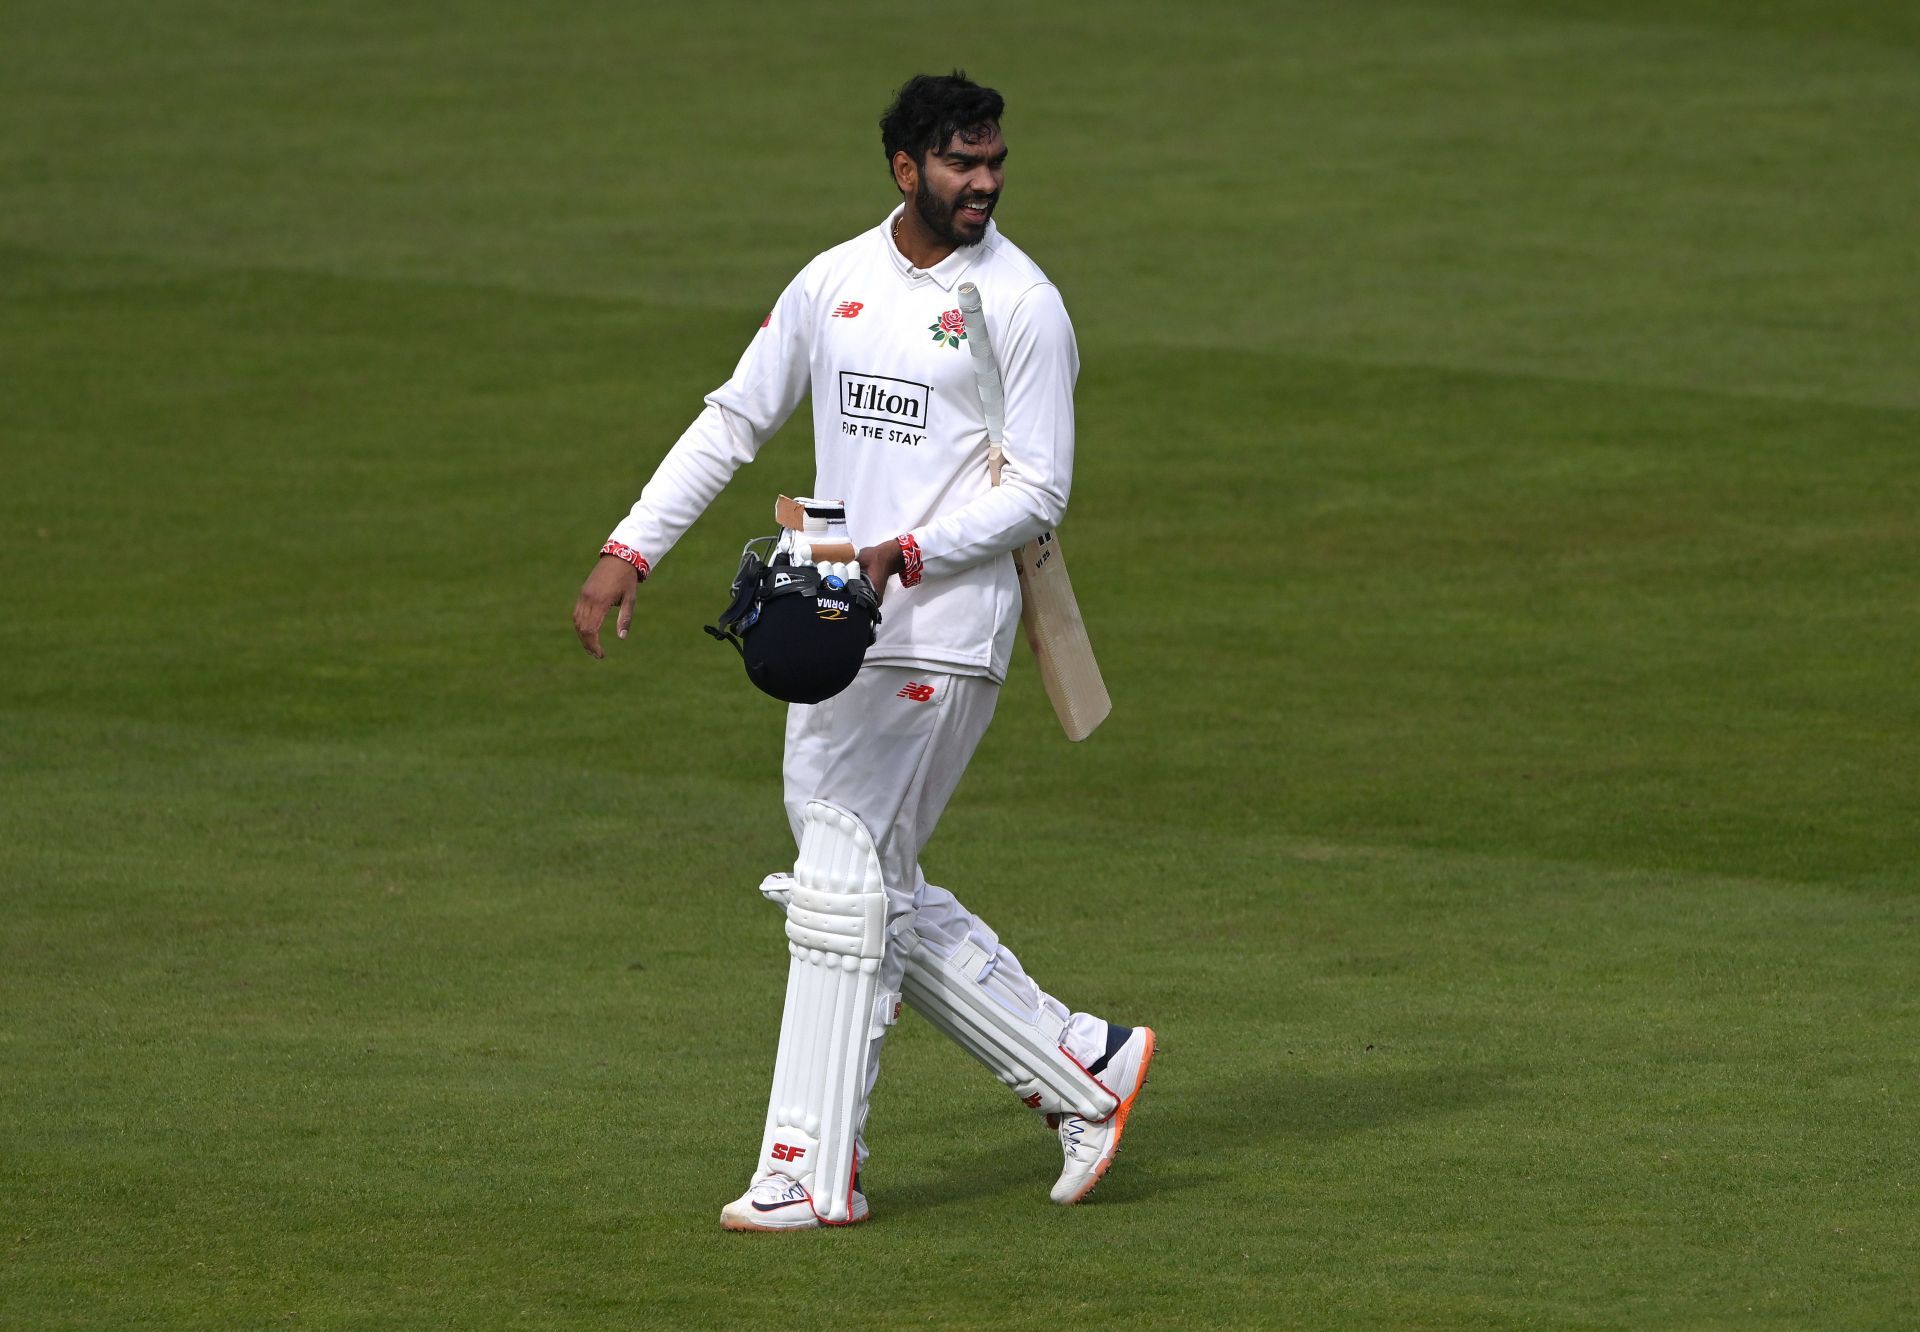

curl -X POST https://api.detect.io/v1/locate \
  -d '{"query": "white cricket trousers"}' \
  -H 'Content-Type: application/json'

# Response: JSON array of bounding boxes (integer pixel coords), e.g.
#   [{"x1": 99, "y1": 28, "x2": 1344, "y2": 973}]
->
[{"x1": 782, "y1": 664, "x2": 1111, "y2": 1082}]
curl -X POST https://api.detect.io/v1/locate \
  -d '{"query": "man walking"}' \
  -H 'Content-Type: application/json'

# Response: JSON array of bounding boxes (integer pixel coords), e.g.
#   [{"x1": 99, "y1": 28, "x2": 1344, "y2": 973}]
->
[{"x1": 573, "y1": 72, "x2": 1153, "y2": 1230}]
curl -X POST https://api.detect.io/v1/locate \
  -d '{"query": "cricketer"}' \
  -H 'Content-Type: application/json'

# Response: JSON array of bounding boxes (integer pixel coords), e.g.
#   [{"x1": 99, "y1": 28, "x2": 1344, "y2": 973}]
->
[{"x1": 572, "y1": 71, "x2": 1154, "y2": 1229}]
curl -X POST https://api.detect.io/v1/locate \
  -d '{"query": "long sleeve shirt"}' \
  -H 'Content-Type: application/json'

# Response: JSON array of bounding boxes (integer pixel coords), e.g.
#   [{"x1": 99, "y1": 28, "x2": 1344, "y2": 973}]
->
[{"x1": 606, "y1": 204, "x2": 1079, "y2": 682}]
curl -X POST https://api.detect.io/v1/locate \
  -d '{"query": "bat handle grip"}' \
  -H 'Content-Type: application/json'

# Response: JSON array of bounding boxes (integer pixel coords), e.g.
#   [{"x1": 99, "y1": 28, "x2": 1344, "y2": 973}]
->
[{"x1": 987, "y1": 442, "x2": 1005, "y2": 486}]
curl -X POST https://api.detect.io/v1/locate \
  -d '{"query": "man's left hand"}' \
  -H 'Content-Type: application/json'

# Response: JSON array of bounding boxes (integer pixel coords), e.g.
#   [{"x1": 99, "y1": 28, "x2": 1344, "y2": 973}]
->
[{"x1": 856, "y1": 540, "x2": 904, "y2": 602}]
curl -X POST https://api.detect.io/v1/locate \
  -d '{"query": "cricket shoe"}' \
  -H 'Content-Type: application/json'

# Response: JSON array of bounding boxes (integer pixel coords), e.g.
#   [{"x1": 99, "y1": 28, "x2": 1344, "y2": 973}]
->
[
  {"x1": 1049, "y1": 1024, "x2": 1156, "y2": 1205},
  {"x1": 719, "y1": 1172, "x2": 869, "y2": 1232}
]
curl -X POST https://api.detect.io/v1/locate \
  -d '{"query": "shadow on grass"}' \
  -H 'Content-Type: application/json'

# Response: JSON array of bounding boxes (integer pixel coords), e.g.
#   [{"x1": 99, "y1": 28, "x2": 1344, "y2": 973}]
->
[{"x1": 883, "y1": 1060, "x2": 1524, "y2": 1216}]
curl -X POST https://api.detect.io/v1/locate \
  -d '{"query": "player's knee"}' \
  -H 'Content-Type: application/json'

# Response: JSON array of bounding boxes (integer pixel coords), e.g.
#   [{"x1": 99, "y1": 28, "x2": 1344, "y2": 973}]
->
[{"x1": 786, "y1": 801, "x2": 887, "y2": 964}]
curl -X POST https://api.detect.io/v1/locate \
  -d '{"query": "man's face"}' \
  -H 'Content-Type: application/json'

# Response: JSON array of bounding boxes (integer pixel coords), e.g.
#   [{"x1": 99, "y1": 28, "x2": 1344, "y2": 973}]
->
[{"x1": 910, "y1": 124, "x2": 1007, "y2": 248}]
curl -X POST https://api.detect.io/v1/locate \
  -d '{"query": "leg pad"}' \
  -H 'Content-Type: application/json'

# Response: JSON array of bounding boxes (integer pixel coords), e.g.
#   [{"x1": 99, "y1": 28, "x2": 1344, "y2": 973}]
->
[
  {"x1": 757, "y1": 802, "x2": 895, "y2": 1223},
  {"x1": 901, "y1": 933, "x2": 1118, "y2": 1121}
]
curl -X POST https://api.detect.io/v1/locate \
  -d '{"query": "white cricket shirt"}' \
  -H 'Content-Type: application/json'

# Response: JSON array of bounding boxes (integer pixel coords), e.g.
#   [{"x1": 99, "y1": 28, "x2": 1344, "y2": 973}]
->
[{"x1": 606, "y1": 204, "x2": 1078, "y2": 682}]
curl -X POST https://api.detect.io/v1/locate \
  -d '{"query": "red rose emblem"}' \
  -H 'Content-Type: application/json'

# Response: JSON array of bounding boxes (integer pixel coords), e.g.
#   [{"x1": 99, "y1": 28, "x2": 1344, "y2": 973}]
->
[{"x1": 928, "y1": 308, "x2": 970, "y2": 348}]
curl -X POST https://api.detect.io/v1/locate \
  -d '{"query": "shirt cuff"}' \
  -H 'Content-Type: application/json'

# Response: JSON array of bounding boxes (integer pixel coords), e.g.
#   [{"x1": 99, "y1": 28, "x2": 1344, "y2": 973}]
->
[
  {"x1": 897, "y1": 533, "x2": 924, "y2": 587},
  {"x1": 600, "y1": 540, "x2": 651, "y2": 580}
]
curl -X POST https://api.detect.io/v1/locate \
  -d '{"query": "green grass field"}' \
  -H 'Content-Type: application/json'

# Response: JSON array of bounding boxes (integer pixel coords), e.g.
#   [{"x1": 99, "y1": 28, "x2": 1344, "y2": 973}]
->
[{"x1": 3, "y1": 2, "x2": 1916, "y2": 1326}]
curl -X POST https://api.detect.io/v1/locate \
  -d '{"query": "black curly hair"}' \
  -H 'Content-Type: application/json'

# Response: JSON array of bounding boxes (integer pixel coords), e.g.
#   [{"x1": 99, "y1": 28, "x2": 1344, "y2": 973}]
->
[{"x1": 879, "y1": 71, "x2": 1005, "y2": 180}]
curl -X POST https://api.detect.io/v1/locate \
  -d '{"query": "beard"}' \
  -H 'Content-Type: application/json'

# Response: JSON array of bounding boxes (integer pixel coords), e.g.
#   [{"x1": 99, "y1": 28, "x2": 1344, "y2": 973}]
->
[{"x1": 913, "y1": 174, "x2": 996, "y2": 248}]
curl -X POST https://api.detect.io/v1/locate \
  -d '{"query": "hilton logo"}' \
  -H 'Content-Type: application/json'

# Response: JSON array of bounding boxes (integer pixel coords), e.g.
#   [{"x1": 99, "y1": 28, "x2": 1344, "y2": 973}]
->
[{"x1": 840, "y1": 372, "x2": 931, "y2": 428}]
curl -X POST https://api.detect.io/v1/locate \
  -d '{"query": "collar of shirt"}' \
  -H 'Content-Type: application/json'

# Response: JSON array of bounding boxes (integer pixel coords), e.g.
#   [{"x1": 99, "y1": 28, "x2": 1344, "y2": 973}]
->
[{"x1": 880, "y1": 203, "x2": 994, "y2": 291}]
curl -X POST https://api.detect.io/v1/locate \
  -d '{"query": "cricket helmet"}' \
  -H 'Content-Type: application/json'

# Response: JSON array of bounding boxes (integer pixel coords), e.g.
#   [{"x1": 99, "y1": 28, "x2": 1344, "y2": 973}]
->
[{"x1": 705, "y1": 536, "x2": 882, "y2": 704}]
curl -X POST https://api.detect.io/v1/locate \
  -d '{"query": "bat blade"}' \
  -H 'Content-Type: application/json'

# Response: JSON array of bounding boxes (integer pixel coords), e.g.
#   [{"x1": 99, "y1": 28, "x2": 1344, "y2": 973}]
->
[
  {"x1": 1011, "y1": 529, "x2": 1111, "y2": 741},
  {"x1": 960, "y1": 281, "x2": 1111, "y2": 740},
  {"x1": 978, "y1": 431, "x2": 1111, "y2": 741}
]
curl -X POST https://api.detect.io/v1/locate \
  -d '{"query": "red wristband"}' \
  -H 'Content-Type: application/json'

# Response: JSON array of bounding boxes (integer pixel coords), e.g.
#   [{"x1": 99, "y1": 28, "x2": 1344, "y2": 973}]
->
[
  {"x1": 897, "y1": 533, "x2": 923, "y2": 588},
  {"x1": 600, "y1": 541, "x2": 651, "y2": 580}
]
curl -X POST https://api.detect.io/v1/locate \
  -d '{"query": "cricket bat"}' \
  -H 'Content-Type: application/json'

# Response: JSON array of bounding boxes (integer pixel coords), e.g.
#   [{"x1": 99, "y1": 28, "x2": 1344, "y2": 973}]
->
[{"x1": 955, "y1": 281, "x2": 1111, "y2": 741}]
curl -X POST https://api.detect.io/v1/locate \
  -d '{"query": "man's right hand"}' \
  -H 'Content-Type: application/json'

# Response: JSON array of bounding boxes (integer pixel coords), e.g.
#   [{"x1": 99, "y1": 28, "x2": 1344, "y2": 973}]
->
[{"x1": 573, "y1": 555, "x2": 640, "y2": 659}]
